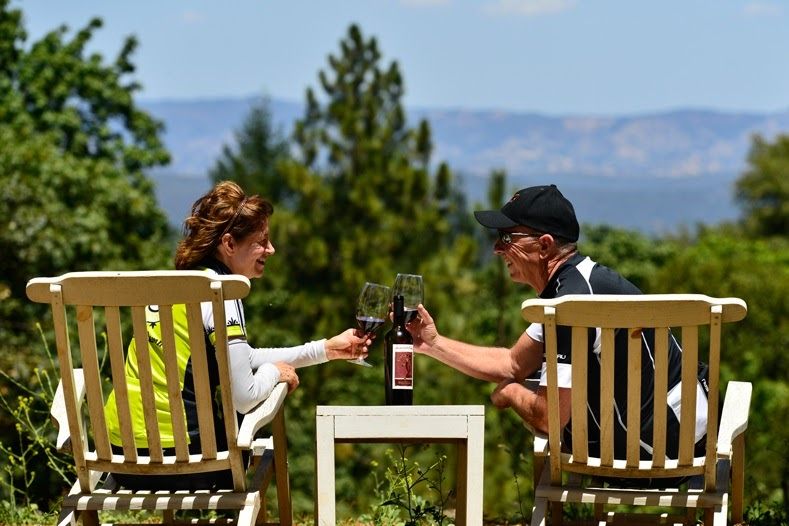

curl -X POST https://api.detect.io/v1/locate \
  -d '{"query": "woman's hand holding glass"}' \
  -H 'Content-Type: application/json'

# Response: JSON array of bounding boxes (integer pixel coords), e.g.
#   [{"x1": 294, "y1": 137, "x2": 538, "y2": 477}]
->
[{"x1": 325, "y1": 328, "x2": 371, "y2": 362}]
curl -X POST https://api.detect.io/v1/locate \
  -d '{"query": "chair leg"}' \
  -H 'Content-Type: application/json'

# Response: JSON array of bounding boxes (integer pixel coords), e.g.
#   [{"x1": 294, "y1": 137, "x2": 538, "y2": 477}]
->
[
  {"x1": 80, "y1": 510, "x2": 99, "y2": 526},
  {"x1": 704, "y1": 506, "x2": 715, "y2": 526},
  {"x1": 57, "y1": 507, "x2": 78, "y2": 526},
  {"x1": 530, "y1": 497, "x2": 548, "y2": 526},
  {"x1": 594, "y1": 503, "x2": 605, "y2": 522},
  {"x1": 239, "y1": 493, "x2": 262, "y2": 526},
  {"x1": 257, "y1": 467, "x2": 274, "y2": 526},
  {"x1": 731, "y1": 433, "x2": 745, "y2": 524},
  {"x1": 551, "y1": 501, "x2": 563, "y2": 526},
  {"x1": 251, "y1": 449, "x2": 275, "y2": 526},
  {"x1": 272, "y1": 408, "x2": 292, "y2": 526},
  {"x1": 534, "y1": 455, "x2": 546, "y2": 492},
  {"x1": 712, "y1": 501, "x2": 729, "y2": 526}
]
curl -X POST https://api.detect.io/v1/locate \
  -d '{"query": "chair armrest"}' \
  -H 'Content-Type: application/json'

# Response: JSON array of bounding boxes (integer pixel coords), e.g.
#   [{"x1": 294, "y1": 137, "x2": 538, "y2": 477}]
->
[
  {"x1": 533, "y1": 431, "x2": 549, "y2": 457},
  {"x1": 237, "y1": 382, "x2": 288, "y2": 449},
  {"x1": 50, "y1": 369, "x2": 86, "y2": 452},
  {"x1": 717, "y1": 380, "x2": 752, "y2": 458}
]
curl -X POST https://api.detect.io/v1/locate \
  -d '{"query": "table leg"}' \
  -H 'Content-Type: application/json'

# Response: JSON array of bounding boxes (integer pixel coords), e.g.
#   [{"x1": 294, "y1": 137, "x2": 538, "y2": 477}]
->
[
  {"x1": 456, "y1": 439, "x2": 468, "y2": 526},
  {"x1": 315, "y1": 415, "x2": 336, "y2": 526},
  {"x1": 465, "y1": 414, "x2": 485, "y2": 526}
]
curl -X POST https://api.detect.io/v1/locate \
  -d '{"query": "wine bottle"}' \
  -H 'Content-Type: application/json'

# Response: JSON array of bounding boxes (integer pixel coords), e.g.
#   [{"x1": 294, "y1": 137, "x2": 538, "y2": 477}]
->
[{"x1": 385, "y1": 294, "x2": 414, "y2": 405}]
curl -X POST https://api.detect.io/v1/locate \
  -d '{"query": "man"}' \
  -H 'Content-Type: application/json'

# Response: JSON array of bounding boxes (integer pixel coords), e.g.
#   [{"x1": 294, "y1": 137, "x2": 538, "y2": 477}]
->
[{"x1": 409, "y1": 184, "x2": 707, "y2": 462}]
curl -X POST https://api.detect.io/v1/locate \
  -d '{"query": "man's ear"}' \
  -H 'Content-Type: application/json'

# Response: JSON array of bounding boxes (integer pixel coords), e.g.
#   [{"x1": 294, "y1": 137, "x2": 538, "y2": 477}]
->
[{"x1": 538, "y1": 234, "x2": 555, "y2": 257}]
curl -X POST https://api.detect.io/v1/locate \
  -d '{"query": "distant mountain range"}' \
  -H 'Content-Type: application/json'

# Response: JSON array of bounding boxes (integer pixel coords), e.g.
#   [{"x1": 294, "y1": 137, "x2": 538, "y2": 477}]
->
[{"x1": 140, "y1": 96, "x2": 789, "y2": 234}]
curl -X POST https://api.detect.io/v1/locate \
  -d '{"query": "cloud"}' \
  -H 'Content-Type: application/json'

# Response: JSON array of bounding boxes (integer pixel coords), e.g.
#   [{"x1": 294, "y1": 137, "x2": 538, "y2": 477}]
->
[
  {"x1": 180, "y1": 10, "x2": 206, "y2": 24},
  {"x1": 483, "y1": 0, "x2": 576, "y2": 16},
  {"x1": 743, "y1": 1, "x2": 783, "y2": 16},
  {"x1": 400, "y1": 0, "x2": 451, "y2": 7}
]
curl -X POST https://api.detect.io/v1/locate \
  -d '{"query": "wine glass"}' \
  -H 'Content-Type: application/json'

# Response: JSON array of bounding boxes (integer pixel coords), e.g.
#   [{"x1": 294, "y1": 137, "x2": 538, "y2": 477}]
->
[
  {"x1": 350, "y1": 282, "x2": 391, "y2": 367},
  {"x1": 392, "y1": 273, "x2": 424, "y2": 324}
]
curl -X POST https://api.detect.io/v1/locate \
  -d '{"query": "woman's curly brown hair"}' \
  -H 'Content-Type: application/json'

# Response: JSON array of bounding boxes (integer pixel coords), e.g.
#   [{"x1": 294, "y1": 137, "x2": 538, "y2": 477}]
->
[{"x1": 175, "y1": 181, "x2": 273, "y2": 270}]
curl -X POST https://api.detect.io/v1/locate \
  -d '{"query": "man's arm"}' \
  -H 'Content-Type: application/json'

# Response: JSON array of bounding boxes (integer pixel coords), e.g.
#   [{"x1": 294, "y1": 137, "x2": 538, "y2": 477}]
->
[
  {"x1": 491, "y1": 381, "x2": 572, "y2": 435},
  {"x1": 409, "y1": 304, "x2": 544, "y2": 383},
  {"x1": 409, "y1": 304, "x2": 572, "y2": 434}
]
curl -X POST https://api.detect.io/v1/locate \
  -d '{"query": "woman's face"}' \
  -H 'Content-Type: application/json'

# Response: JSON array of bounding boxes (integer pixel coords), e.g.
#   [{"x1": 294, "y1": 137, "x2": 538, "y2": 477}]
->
[{"x1": 223, "y1": 224, "x2": 275, "y2": 279}]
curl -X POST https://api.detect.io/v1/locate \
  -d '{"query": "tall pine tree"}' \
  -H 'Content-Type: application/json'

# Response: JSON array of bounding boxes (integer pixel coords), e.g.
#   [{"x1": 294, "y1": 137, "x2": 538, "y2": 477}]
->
[
  {"x1": 208, "y1": 99, "x2": 293, "y2": 204},
  {"x1": 267, "y1": 24, "x2": 470, "y2": 337}
]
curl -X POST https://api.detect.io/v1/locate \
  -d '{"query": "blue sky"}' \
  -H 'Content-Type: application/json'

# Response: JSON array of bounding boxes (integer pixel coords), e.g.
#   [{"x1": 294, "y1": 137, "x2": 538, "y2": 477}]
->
[{"x1": 16, "y1": 0, "x2": 789, "y2": 115}]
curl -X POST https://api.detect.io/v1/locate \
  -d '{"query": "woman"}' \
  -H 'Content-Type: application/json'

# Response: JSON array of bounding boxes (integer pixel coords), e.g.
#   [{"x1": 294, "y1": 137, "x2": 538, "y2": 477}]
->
[{"x1": 104, "y1": 181, "x2": 368, "y2": 490}]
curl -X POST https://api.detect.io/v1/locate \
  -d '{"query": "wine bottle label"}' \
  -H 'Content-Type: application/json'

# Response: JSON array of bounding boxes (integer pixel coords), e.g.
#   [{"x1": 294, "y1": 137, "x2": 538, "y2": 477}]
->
[{"x1": 391, "y1": 344, "x2": 413, "y2": 389}]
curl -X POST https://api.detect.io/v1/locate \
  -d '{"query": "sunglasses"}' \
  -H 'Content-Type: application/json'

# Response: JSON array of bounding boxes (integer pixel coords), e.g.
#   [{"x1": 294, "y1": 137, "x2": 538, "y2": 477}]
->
[{"x1": 497, "y1": 231, "x2": 542, "y2": 244}]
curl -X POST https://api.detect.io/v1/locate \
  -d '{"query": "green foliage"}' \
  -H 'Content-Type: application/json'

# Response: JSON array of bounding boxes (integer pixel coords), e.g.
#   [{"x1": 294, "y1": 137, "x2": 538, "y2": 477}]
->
[
  {"x1": 578, "y1": 224, "x2": 679, "y2": 292},
  {"x1": 744, "y1": 499, "x2": 789, "y2": 526},
  {"x1": 0, "y1": 2, "x2": 169, "y2": 171},
  {"x1": 0, "y1": 502, "x2": 58, "y2": 526},
  {"x1": 0, "y1": 0, "x2": 173, "y2": 511},
  {"x1": 736, "y1": 134, "x2": 789, "y2": 237},
  {"x1": 652, "y1": 228, "x2": 789, "y2": 505},
  {"x1": 362, "y1": 445, "x2": 451, "y2": 526},
  {"x1": 208, "y1": 98, "x2": 293, "y2": 203},
  {"x1": 0, "y1": 0, "x2": 173, "y2": 359},
  {"x1": 0, "y1": 326, "x2": 74, "y2": 513}
]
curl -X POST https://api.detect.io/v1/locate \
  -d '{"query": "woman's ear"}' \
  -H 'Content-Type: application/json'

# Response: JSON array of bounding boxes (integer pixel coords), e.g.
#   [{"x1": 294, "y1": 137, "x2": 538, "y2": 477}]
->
[{"x1": 217, "y1": 233, "x2": 235, "y2": 256}]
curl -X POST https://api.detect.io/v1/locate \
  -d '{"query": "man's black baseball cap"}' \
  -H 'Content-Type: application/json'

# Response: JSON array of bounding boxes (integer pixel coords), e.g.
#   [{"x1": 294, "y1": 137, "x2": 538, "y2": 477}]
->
[{"x1": 473, "y1": 184, "x2": 580, "y2": 242}]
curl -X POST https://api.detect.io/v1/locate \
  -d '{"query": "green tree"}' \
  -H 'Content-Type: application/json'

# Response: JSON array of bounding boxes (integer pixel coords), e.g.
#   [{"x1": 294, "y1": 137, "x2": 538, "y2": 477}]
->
[
  {"x1": 579, "y1": 224, "x2": 679, "y2": 292},
  {"x1": 208, "y1": 98, "x2": 293, "y2": 203},
  {"x1": 653, "y1": 228, "x2": 788, "y2": 506},
  {"x1": 0, "y1": 0, "x2": 172, "y2": 508},
  {"x1": 262, "y1": 23, "x2": 473, "y2": 343},
  {"x1": 736, "y1": 133, "x2": 789, "y2": 237},
  {"x1": 727, "y1": 132, "x2": 789, "y2": 506}
]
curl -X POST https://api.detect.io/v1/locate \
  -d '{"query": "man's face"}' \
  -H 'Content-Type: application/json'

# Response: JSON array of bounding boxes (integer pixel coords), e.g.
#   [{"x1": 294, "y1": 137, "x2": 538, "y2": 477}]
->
[{"x1": 493, "y1": 229, "x2": 544, "y2": 287}]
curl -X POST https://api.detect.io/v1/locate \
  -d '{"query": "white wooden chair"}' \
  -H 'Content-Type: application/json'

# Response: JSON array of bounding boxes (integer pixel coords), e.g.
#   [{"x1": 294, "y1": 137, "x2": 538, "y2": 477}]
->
[
  {"x1": 521, "y1": 294, "x2": 751, "y2": 526},
  {"x1": 27, "y1": 271, "x2": 292, "y2": 526}
]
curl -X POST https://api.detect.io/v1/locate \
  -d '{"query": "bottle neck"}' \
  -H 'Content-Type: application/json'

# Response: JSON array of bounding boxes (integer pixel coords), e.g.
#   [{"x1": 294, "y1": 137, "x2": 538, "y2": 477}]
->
[{"x1": 393, "y1": 294, "x2": 405, "y2": 326}]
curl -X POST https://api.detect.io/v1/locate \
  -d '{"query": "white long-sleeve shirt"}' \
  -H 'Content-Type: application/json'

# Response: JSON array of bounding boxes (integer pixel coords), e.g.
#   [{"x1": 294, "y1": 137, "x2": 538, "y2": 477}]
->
[{"x1": 227, "y1": 338, "x2": 328, "y2": 413}]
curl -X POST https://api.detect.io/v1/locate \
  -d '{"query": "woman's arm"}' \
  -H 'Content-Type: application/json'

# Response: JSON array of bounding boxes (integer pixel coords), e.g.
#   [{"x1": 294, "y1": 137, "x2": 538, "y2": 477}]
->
[
  {"x1": 228, "y1": 338, "x2": 299, "y2": 413},
  {"x1": 247, "y1": 328, "x2": 370, "y2": 368},
  {"x1": 249, "y1": 339, "x2": 329, "y2": 369}
]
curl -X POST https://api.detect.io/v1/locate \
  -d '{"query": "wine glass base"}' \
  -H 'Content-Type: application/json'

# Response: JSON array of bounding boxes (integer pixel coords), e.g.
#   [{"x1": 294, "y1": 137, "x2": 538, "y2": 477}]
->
[{"x1": 347, "y1": 358, "x2": 373, "y2": 368}]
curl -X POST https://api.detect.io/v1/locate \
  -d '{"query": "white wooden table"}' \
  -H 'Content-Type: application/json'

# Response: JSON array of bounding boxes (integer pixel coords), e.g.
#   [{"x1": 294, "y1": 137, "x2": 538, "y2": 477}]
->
[{"x1": 315, "y1": 405, "x2": 485, "y2": 526}]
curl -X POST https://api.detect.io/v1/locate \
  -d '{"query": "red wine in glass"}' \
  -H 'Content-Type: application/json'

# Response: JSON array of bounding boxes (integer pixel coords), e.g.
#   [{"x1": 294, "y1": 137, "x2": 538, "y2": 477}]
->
[
  {"x1": 403, "y1": 308, "x2": 419, "y2": 324},
  {"x1": 392, "y1": 274, "x2": 424, "y2": 324},
  {"x1": 350, "y1": 282, "x2": 391, "y2": 367},
  {"x1": 356, "y1": 315, "x2": 385, "y2": 336}
]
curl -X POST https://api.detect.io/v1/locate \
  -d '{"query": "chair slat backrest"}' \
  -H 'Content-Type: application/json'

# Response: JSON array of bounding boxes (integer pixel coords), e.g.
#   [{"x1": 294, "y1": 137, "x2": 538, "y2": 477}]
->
[
  {"x1": 522, "y1": 294, "x2": 746, "y2": 486},
  {"x1": 27, "y1": 271, "x2": 251, "y2": 492}
]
